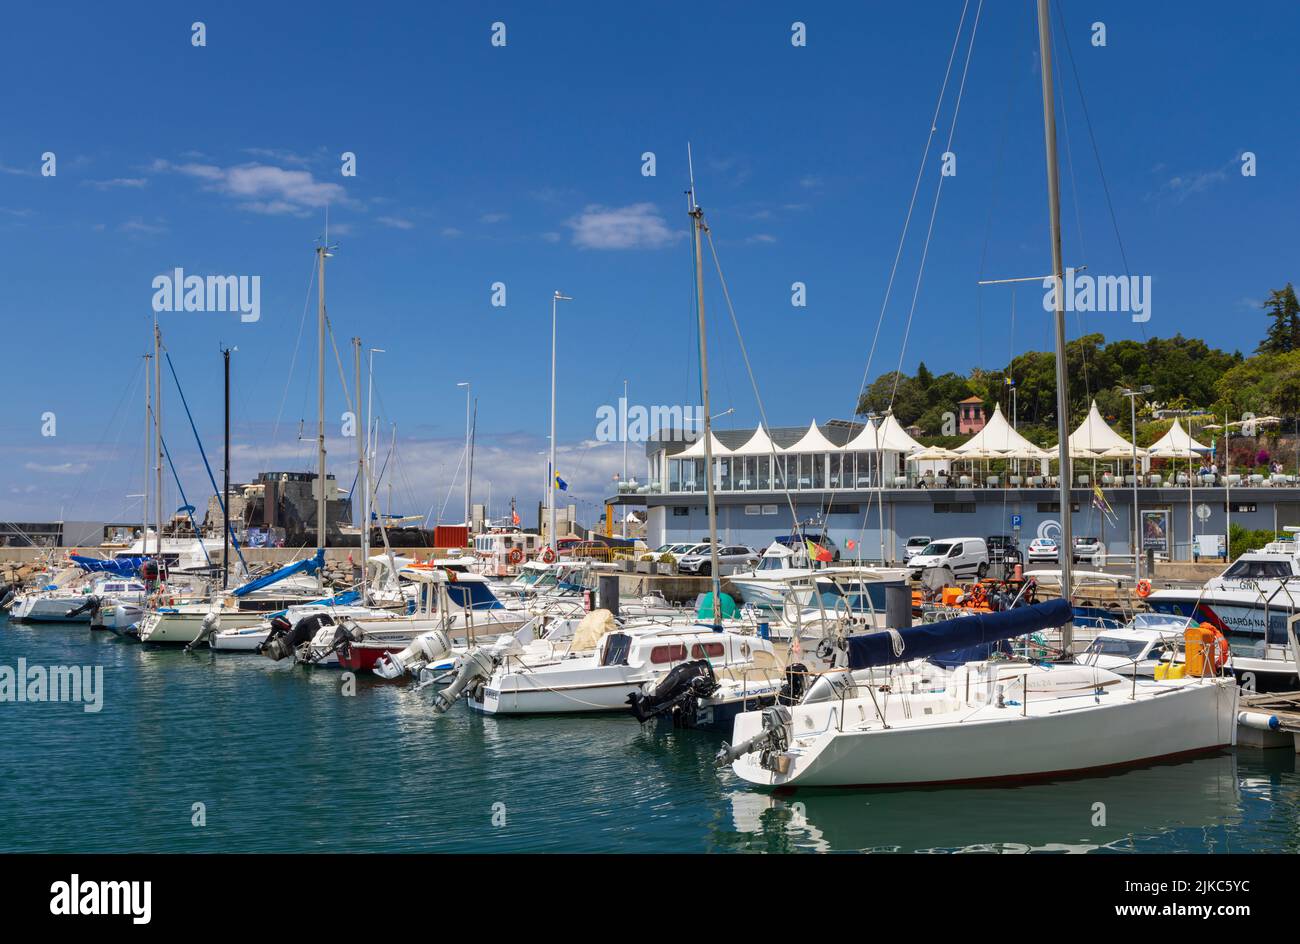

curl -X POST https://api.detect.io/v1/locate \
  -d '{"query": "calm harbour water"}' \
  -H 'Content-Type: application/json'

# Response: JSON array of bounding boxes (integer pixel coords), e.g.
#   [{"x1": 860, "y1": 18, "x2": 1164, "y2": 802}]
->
[{"x1": 2, "y1": 613, "x2": 1298, "y2": 854}]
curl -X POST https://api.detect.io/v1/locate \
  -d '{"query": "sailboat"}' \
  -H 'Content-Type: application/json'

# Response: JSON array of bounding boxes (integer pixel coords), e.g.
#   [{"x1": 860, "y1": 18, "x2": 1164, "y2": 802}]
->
[{"x1": 720, "y1": 0, "x2": 1239, "y2": 789}]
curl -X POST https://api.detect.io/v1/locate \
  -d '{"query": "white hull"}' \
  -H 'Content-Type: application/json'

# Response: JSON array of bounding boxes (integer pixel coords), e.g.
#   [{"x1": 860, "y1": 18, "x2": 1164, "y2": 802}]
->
[
  {"x1": 9, "y1": 595, "x2": 94, "y2": 622},
  {"x1": 209, "y1": 626, "x2": 270, "y2": 651},
  {"x1": 138, "y1": 609, "x2": 264, "y2": 644},
  {"x1": 473, "y1": 670, "x2": 653, "y2": 714},
  {"x1": 730, "y1": 671, "x2": 1238, "y2": 788}
]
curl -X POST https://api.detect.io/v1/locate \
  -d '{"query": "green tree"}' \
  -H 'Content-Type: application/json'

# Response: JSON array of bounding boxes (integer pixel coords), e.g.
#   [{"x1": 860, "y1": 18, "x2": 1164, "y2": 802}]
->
[{"x1": 1257, "y1": 283, "x2": 1300, "y2": 355}]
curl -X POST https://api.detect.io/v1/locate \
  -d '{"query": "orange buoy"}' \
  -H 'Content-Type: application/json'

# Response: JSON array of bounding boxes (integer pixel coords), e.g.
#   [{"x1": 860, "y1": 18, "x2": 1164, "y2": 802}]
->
[{"x1": 1135, "y1": 578, "x2": 1152, "y2": 598}]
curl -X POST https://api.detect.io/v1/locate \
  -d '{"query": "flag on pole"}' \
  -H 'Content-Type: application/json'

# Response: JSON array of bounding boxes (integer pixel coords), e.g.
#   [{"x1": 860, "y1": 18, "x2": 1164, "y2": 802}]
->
[
  {"x1": 555, "y1": 473, "x2": 568, "y2": 491},
  {"x1": 511, "y1": 510, "x2": 521, "y2": 526},
  {"x1": 806, "y1": 539, "x2": 832, "y2": 563}
]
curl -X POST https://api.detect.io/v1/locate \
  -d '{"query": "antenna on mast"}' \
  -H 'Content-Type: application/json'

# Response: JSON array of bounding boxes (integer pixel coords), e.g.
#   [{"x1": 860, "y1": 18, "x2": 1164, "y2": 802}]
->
[{"x1": 686, "y1": 142, "x2": 701, "y2": 212}]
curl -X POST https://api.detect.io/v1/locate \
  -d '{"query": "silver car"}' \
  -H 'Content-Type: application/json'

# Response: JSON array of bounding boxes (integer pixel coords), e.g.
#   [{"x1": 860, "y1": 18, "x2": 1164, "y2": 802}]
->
[{"x1": 677, "y1": 544, "x2": 758, "y2": 576}]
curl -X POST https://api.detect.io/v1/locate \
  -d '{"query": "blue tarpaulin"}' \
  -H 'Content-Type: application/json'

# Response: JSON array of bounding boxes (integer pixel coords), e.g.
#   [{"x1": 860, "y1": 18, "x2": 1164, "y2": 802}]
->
[
  {"x1": 71, "y1": 555, "x2": 147, "y2": 577},
  {"x1": 232, "y1": 549, "x2": 325, "y2": 598},
  {"x1": 846, "y1": 599, "x2": 1073, "y2": 670}
]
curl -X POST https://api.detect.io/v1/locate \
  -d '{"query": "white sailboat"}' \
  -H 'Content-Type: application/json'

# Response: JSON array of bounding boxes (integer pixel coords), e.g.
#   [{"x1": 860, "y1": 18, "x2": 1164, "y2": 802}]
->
[{"x1": 721, "y1": 0, "x2": 1240, "y2": 790}]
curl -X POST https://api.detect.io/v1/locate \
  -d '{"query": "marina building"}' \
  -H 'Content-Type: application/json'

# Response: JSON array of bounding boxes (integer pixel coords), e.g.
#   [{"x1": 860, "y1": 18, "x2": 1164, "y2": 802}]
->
[{"x1": 610, "y1": 417, "x2": 1299, "y2": 563}]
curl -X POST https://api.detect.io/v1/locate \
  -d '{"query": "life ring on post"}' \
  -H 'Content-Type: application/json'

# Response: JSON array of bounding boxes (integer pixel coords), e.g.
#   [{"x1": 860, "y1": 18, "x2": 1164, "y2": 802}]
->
[
  {"x1": 1203, "y1": 623, "x2": 1230, "y2": 671},
  {"x1": 507, "y1": 547, "x2": 524, "y2": 565},
  {"x1": 1135, "y1": 579, "x2": 1152, "y2": 598},
  {"x1": 541, "y1": 547, "x2": 557, "y2": 564}
]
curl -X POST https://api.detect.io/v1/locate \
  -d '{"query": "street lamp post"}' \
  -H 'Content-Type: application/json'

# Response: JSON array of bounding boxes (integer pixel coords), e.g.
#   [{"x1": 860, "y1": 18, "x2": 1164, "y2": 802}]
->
[
  {"x1": 457, "y1": 382, "x2": 471, "y2": 528},
  {"x1": 1122, "y1": 385, "x2": 1154, "y2": 580},
  {"x1": 549, "y1": 291, "x2": 572, "y2": 551}
]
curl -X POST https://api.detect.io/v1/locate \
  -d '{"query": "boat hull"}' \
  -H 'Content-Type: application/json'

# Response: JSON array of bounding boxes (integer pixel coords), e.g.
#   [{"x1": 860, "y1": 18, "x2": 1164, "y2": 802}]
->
[
  {"x1": 138, "y1": 610, "x2": 264, "y2": 644},
  {"x1": 9, "y1": 596, "x2": 93, "y2": 622},
  {"x1": 731, "y1": 676, "x2": 1239, "y2": 789}
]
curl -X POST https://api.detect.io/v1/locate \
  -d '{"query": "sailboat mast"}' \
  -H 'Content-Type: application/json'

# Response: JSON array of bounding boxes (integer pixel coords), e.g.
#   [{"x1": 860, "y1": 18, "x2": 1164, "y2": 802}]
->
[
  {"x1": 143, "y1": 352, "x2": 151, "y2": 556},
  {"x1": 354, "y1": 337, "x2": 368, "y2": 598},
  {"x1": 316, "y1": 245, "x2": 327, "y2": 590},
  {"x1": 688, "y1": 165, "x2": 724, "y2": 626},
  {"x1": 223, "y1": 346, "x2": 231, "y2": 589},
  {"x1": 154, "y1": 320, "x2": 163, "y2": 557},
  {"x1": 1036, "y1": 0, "x2": 1073, "y2": 647}
]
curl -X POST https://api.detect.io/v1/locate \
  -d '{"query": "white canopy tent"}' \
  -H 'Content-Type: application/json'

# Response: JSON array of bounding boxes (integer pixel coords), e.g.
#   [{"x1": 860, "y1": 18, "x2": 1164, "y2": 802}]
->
[
  {"x1": 954, "y1": 403, "x2": 1049, "y2": 460},
  {"x1": 1146, "y1": 418, "x2": 1211, "y2": 458},
  {"x1": 1064, "y1": 400, "x2": 1140, "y2": 458}
]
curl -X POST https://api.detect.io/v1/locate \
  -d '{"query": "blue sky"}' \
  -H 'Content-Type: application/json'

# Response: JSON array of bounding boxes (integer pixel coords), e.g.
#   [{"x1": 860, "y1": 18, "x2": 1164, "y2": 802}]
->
[{"x1": 2, "y1": 1, "x2": 1297, "y2": 528}]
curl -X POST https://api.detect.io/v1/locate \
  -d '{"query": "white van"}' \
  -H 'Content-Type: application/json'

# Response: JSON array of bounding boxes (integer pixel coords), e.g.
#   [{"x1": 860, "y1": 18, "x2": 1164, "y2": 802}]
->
[{"x1": 907, "y1": 537, "x2": 989, "y2": 582}]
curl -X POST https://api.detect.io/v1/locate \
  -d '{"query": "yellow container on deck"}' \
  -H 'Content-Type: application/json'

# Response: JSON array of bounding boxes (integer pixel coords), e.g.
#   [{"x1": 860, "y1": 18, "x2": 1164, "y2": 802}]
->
[{"x1": 1154, "y1": 662, "x2": 1186, "y2": 680}]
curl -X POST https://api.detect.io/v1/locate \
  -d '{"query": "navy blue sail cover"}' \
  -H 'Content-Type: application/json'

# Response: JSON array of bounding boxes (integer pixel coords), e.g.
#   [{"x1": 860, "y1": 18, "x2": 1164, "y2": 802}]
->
[
  {"x1": 71, "y1": 555, "x2": 148, "y2": 577},
  {"x1": 232, "y1": 548, "x2": 326, "y2": 597},
  {"x1": 846, "y1": 598, "x2": 1073, "y2": 670}
]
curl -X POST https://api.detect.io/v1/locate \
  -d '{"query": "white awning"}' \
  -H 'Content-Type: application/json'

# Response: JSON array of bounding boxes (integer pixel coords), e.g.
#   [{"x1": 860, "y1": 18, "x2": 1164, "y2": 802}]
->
[
  {"x1": 1066, "y1": 400, "x2": 1137, "y2": 456},
  {"x1": 674, "y1": 431, "x2": 732, "y2": 458},
  {"x1": 730, "y1": 426, "x2": 783, "y2": 456},
  {"x1": 784, "y1": 421, "x2": 840, "y2": 453},
  {"x1": 1147, "y1": 418, "x2": 1211, "y2": 458},
  {"x1": 954, "y1": 403, "x2": 1049, "y2": 458}
]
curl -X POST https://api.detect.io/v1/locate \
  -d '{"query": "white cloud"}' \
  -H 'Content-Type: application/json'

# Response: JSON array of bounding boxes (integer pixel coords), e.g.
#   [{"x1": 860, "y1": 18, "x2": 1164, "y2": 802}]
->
[
  {"x1": 481, "y1": 212, "x2": 509, "y2": 224},
  {"x1": 85, "y1": 177, "x2": 148, "y2": 190},
  {"x1": 377, "y1": 215, "x2": 415, "y2": 230},
  {"x1": 746, "y1": 233, "x2": 777, "y2": 244},
  {"x1": 566, "y1": 202, "x2": 676, "y2": 250},
  {"x1": 151, "y1": 159, "x2": 350, "y2": 216},
  {"x1": 119, "y1": 217, "x2": 167, "y2": 235}
]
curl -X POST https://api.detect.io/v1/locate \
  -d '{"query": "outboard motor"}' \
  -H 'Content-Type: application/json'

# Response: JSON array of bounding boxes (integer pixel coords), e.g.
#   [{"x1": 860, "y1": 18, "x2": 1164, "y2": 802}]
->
[
  {"x1": 260, "y1": 612, "x2": 334, "y2": 662},
  {"x1": 67, "y1": 594, "x2": 101, "y2": 619},
  {"x1": 626, "y1": 659, "x2": 718, "y2": 725},
  {"x1": 778, "y1": 662, "x2": 809, "y2": 705},
  {"x1": 373, "y1": 629, "x2": 454, "y2": 680},
  {"x1": 715, "y1": 705, "x2": 794, "y2": 772},
  {"x1": 0, "y1": 586, "x2": 14, "y2": 611},
  {"x1": 432, "y1": 648, "x2": 499, "y2": 714},
  {"x1": 184, "y1": 610, "x2": 221, "y2": 653}
]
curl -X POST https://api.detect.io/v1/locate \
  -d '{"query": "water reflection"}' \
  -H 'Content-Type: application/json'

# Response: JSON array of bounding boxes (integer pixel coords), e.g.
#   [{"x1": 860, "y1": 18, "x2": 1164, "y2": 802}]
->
[{"x1": 721, "y1": 753, "x2": 1245, "y2": 853}]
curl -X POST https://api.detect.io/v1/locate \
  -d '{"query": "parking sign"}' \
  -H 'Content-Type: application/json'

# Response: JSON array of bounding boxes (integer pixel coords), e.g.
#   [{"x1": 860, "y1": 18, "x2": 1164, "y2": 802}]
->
[{"x1": 1011, "y1": 514, "x2": 1022, "y2": 530}]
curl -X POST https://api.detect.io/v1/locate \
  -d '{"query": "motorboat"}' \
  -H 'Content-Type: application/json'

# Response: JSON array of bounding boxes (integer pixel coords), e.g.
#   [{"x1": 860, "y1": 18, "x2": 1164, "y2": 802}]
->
[
  {"x1": 1077, "y1": 613, "x2": 1197, "y2": 678},
  {"x1": 1146, "y1": 533, "x2": 1300, "y2": 691}
]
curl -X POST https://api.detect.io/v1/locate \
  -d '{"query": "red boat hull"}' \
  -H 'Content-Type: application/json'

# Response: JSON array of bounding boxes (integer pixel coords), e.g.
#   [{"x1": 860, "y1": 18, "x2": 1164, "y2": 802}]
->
[{"x1": 336, "y1": 641, "x2": 406, "y2": 672}]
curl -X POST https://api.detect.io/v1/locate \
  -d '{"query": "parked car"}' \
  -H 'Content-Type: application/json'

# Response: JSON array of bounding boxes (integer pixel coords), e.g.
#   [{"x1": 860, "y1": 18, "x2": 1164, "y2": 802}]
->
[
  {"x1": 986, "y1": 534, "x2": 1021, "y2": 565},
  {"x1": 1072, "y1": 536, "x2": 1104, "y2": 565},
  {"x1": 907, "y1": 537, "x2": 989, "y2": 582},
  {"x1": 904, "y1": 536, "x2": 932, "y2": 562},
  {"x1": 677, "y1": 544, "x2": 759, "y2": 576},
  {"x1": 1026, "y1": 537, "x2": 1060, "y2": 564}
]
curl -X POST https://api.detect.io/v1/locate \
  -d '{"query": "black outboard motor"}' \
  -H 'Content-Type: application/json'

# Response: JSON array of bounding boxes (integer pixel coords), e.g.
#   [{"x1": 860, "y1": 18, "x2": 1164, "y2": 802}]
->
[
  {"x1": 626, "y1": 659, "x2": 719, "y2": 725},
  {"x1": 778, "y1": 662, "x2": 809, "y2": 705},
  {"x1": 67, "y1": 595, "x2": 101, "y2": 620},
  {"x1": 260, "y1": 612, "x2": 334, "y2": 661}
]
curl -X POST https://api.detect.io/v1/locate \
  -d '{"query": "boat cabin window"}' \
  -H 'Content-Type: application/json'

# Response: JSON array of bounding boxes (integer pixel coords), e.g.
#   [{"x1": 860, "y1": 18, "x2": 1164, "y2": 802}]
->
[
  {"x1": 1222, "y1": 559, "x2": 1294, "y2": 579},
  {"x1": 650, "y1": 643, "x2": 687, "y2": 665},
  {"x1": 1084, "y1": 637, "x2": 1148, "y2": 659},
  {"x1": 601, "y1": 633, "x2": 632, "y2": 667},
  {"x1": 690, "y1": 641, "x2": 725, "y2": 659}
]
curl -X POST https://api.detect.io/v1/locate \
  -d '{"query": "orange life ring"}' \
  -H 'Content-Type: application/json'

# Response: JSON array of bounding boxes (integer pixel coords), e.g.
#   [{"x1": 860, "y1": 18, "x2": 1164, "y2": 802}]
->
[
  {"x1": 1135, "y1": 579, "x2": 1152, "y2": 598},
  {"x1": 541, "y1": 547, "x2": 556, "y2": 564},
  {"x1": 1203, "y1": 623, "x2": 1230, "y2": 670},
  {"x1": 507, "y1": 547, "x2": 524, "y2": 565}
]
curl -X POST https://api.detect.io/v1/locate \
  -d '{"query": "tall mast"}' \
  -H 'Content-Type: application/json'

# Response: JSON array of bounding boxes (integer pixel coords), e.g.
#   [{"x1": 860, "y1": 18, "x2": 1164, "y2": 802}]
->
[
  {"x1": 354, "y1": 337, "x2": 367, "y2": 597},
  {"x1": 468, "y1": 397, "x2": 478, "y2": 531},
  {"x1": 1036, "y1": 0, "x2": 1073, "y2": 649},
  {"x1": 464, "y1": 382, "x2": 472, "y2": 528},
  {"x1": 222, "y1": 346, "x2": 231, "y2": 588},
  {"x1": 143, "y1": 352, "x2": 151, "y2": 555},
  {"x1": 154, "y1": 320, "x2": 163, "y2": 557},
  {"x1": 315, "y1": 244, "x2": 328, "y2": 589},
  {"x1": 688, "y1": 148, "x2": 724, "y2": 627}
]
